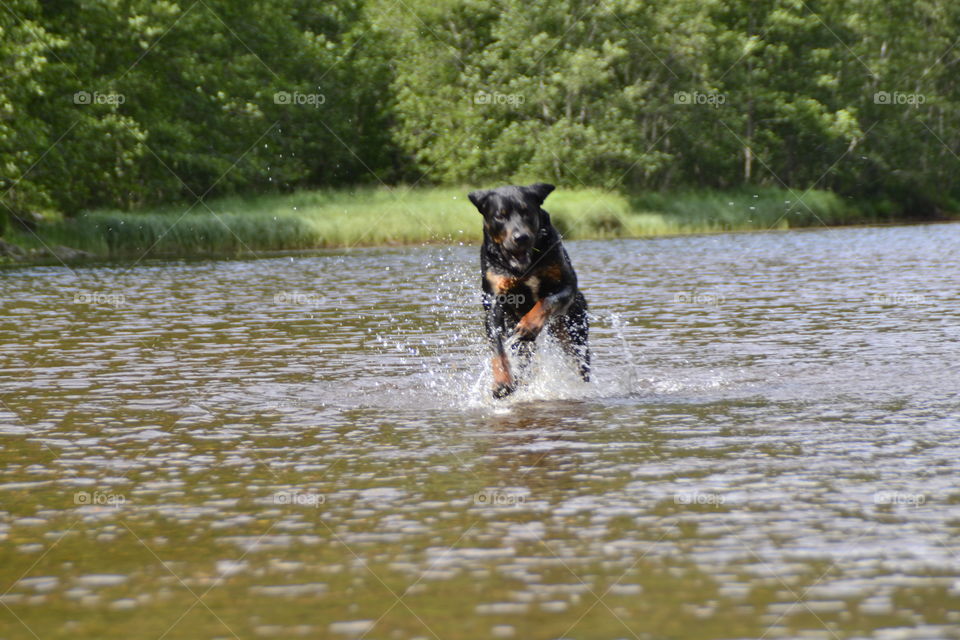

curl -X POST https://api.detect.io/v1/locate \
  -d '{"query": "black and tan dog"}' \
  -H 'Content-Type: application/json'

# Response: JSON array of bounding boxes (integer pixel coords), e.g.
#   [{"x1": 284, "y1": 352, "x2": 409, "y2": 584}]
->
[{"x1": 468, "y1": 183, "x2": 589, "y2": 398}]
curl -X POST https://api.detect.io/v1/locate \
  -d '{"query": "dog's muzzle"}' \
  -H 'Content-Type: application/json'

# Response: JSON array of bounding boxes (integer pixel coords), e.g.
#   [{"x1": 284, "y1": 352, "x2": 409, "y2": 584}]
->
[{"x1": 504, "y1": 232, "x2": 534, "y2": 270}]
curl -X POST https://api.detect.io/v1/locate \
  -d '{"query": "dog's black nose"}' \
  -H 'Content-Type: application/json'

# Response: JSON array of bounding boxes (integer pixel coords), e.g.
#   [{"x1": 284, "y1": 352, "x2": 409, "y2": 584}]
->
[{"x1": 513, "y1": 232, "x2": 531, "y2": 246}]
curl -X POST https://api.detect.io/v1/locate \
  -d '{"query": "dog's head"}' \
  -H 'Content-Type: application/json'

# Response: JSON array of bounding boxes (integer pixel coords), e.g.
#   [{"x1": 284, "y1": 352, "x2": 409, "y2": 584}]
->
[{"x1": 468, "y1": 183, "x2": 555, "y2": 271}]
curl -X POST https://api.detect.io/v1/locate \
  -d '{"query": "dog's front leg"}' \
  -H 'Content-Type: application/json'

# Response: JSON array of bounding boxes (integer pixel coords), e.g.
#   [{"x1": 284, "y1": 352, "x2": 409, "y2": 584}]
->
[
  {"x1": 485, "y1": 298, "x2": 514, "y2": 398},
  {"x1": 512, "y1": 286, "x2": 575, "y2": 342}
]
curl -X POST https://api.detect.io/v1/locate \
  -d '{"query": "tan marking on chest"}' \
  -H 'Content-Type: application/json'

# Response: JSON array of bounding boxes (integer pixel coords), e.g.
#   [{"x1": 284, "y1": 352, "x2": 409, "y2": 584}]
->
[
  {"x1": 525, "y1": 276, "x2": 540, "y2": 300},
  {"x1": 486, "y1": 272, "x2": 518, "y2": 294},
  {"x1": 537, "y1": 263, "x2": 563, "y2": 281},
  {"x1": 486, "y1": 272, "x2": 542, "y2": 300}
]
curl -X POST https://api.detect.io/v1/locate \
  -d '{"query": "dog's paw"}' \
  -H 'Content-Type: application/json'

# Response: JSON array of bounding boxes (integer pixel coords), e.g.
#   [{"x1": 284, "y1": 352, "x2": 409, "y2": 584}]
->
[
  {"x1": 511, "y1": 319, "x2": 541, "y2": 342},
  {"x1": 492, "y1": 382, "x2": 514, "y2": 399},
  {"x1": 513, "y1": 301, "x2": 549, "y2": 342}
]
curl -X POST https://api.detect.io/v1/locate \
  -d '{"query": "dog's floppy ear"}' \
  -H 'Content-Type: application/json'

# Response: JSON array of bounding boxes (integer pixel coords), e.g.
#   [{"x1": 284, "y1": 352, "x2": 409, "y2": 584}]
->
[
  {"x1": 468, "y1": 189, "x2": 491, "y2": 213},
  {"x1": 525, "y1": 183, "x2": 555, "y2": 206}
]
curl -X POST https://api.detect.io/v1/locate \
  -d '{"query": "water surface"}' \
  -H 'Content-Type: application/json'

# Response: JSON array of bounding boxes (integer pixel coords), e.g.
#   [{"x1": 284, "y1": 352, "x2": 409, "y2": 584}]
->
[{"x1": 2, "y1": 223, "x2": 960, "y2": 639}]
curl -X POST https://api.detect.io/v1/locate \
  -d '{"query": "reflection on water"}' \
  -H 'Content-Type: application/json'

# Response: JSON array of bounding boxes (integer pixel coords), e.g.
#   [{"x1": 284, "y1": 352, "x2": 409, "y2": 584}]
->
[{"x1": 1, "y1": 223, "x2": 960, "y2": 639}]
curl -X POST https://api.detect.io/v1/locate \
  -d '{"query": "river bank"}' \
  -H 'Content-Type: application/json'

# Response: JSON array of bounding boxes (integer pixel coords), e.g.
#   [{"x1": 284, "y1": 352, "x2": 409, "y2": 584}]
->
[{"x1": 0, "y1": 186, "x2": 936, "y2": 264}]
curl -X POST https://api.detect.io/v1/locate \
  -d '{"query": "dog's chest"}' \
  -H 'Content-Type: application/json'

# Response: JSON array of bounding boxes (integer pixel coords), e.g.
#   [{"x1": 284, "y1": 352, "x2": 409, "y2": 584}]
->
[{"x1": 485, "y1": 271, "x2": 541, "y2": 303}]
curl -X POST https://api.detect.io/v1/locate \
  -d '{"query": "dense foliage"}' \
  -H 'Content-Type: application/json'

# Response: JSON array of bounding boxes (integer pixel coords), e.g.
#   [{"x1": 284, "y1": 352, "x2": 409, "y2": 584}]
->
[{"x1": 2, "y1": 0, "x2": 958, "y2": 229}]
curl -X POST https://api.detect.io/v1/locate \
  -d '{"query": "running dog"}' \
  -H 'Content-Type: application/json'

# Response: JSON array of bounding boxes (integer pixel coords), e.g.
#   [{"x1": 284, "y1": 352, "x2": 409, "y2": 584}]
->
[{"x1": 468, "y1": 183, "x2": 589, "y2": 398}]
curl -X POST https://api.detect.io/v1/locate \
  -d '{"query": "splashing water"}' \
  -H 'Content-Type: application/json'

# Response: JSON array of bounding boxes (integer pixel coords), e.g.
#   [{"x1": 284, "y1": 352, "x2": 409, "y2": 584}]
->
[{"x1": 346, "y1": 244, "x2": 739, "y2": 414}]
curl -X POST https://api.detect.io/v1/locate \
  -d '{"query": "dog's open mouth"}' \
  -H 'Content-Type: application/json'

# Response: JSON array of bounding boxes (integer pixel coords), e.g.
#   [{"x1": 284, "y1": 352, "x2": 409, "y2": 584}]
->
[{"x1": 506, "y1": 247, "x2": 532, "y2": 271}]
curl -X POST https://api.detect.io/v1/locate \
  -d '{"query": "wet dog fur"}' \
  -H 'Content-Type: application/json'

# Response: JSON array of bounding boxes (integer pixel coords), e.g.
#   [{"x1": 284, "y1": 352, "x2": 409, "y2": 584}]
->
[{"x1": 468, "y1": 183, "x2": 589, "y2": 398}]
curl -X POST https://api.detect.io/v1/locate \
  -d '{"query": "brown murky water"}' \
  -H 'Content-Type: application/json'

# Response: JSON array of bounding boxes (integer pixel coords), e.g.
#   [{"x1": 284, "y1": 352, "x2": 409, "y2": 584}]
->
[{"x1": 2, "y1": 223, "x2": 960, "y2": 639}]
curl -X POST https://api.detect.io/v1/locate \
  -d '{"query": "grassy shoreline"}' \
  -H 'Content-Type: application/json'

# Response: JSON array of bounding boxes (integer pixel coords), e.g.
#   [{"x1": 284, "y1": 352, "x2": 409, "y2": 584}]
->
[{"x1": 1, "y1": 186, "x2": 938, "y2": 263}]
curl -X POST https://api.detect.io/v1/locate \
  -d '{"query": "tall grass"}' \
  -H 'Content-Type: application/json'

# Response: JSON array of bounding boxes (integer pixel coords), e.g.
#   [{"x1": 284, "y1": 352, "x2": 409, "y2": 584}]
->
[{"x1": 12, "y1": 185, "x2": 886, "y2": 260}]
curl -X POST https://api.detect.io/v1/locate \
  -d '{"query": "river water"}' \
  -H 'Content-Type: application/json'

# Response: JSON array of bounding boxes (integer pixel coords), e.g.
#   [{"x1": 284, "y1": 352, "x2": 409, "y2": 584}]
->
[{"x1": 1, "y1": 223, "x2": 959, "y2": 639}]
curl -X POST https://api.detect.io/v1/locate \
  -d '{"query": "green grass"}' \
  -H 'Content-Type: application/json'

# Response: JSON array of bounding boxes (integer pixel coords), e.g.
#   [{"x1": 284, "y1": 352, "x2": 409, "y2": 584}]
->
[{"x1": 6, "y1": 185, "x2": 892, "y2": 261}]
